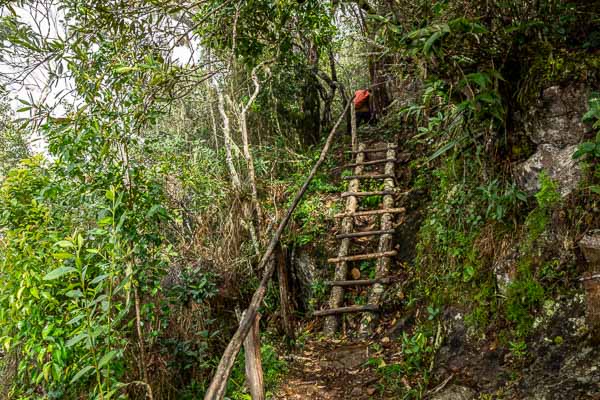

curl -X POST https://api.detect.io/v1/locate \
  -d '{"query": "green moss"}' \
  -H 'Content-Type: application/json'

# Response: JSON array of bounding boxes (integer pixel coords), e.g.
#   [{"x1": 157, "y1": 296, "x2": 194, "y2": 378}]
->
[{"x1": 518, "y1": 49, "x2": 600, "y2": 108}]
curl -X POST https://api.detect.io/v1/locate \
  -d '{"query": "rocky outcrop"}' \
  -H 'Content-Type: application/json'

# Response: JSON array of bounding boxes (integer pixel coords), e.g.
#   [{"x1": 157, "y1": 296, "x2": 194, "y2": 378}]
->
[
  {"x1": 291, "y1": 246, "x2": 319, "y2": 310},
  {"x1": 515, "y1": 144, "x2": 581, "y2": 196},
  {"x1": 433, "y1": 297, "x2": 598, "y2": 399},
  {"x1": 523, "y1": 85, "x2": 589, "y2": 147},
  {"x1": 506, "y1": 295, "x2": 599, "y2": 400},
  {"x1": 514, "y1": 84, "x2": 589, "y2": 197}
]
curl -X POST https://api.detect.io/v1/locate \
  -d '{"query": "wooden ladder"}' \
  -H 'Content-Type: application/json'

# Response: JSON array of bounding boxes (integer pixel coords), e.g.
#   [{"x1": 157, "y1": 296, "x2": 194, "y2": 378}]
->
[{"x1": 319, "y1": 142, "x2": 402, "y2": 335}]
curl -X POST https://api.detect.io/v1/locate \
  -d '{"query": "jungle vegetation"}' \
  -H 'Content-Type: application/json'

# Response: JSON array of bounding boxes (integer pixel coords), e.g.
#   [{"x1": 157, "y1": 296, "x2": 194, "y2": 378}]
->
[{"x1": 0, "y1": 0, "x2": 599, "y2": 399}]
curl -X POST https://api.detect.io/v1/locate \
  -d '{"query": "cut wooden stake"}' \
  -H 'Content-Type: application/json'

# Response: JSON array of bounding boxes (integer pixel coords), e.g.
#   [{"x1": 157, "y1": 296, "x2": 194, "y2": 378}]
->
[
  {"x1": 276, "y1": 246, "x2": 295, "y2": 340},
  {"x1": 314, "y1": 304, "x2": 379, "y2": 317},
  {"x1": 324, "y1": 277, "x2": 393, "y2": 286},
  {"x1": 341, "y1": 190, "x2": 394, "y2": 197},
  {"x1": 244, "y1": 313, "x2": 264, "y2": 400},
  {"x1": 334, "y1": 207, "x2": 405, "y2": 218},
  {"x1": 335, "y1": 229, "x2": 395, "y2": 239},
  {"x1": 203, "y1": 100, "x2": 353, "y2": 400},
  {"x1": 342, "y1": 174, "x2": 395, "y2": 180},
  {"x1": 328, "y1": 250, "x2": 397, "y2": 263}
]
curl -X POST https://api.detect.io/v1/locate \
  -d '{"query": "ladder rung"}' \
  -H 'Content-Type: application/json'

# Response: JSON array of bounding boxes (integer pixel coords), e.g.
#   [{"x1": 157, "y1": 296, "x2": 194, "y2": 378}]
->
[
  {"x1": 345, "y1": 158, "x2": 397, "y2": 168},
  {"x1": 342, "y1": 174, "x2": 395, "y2": 180},
  {"x1": 324, "y1": 277, "x2": 392, "y2": 287},
  {"x1": 336, "y1": 229, "x2": 395, "y2": 239},
  {"x1": 328, "y1": 250, "x2": 396, "y2": 263},
  {"x1": 313, "y1": 304, "x2": 379, "y2": 317},
  {"x1": 341, "y1": 190, "x2": 394, "y2": 198},
  {"x1": 335, "y1": 207, "x2": 406, "y2": 218},
  {"x1": 346, "y1": 145, "x2": 397, "y2": 154}
]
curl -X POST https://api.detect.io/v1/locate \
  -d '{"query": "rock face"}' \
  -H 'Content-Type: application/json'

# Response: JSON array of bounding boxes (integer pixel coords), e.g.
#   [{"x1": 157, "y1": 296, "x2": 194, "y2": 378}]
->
[
  {"x1": 291, "y1": 246, "x2": 319, "y2": 309},
  {"x1": 506, "y1": 295, "x2": 600, "y2": 400},
  {"x1": 433, "y1": 298, "x2": 599, "y2": 400},
  {"x1": 514, "y1": 84, "x2": 588, "y2": 197},
  {"x1": 523, "y1": 85, "x2": 589, "y2": 147},
  {"x1": 515, "y1": 144, "x2": 581, "y2": 196}
]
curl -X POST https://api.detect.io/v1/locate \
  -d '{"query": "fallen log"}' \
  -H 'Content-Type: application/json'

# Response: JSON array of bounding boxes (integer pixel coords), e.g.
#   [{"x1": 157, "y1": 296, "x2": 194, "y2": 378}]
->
[{"x1": 203, "y1": 99, "x2": 353, "y2": 400}]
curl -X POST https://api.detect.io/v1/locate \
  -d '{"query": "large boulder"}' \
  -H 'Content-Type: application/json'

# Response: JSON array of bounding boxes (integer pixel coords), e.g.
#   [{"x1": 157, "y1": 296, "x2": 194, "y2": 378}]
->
[
  {"x1": 290, "y1": 246, "x2": 319, "y2": 309},
  {"x1": 514, "y1": 144, "x2": 581, "y2": 197},
  {"x1": 522, "y1": 85, "x2": 589, "y2": 148}
]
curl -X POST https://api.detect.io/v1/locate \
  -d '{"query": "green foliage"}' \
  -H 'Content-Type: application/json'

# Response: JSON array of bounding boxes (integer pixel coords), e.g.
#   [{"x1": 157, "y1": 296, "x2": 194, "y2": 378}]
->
[
  {"x1": 0, "y1": 160, "x2": 137, "y2": 398},
  {"x1": 478, "y1": 179, "x2": 527, "y2": 223},
  {"x1": 534, "y1": 172, "x2": 561, "y2": 209},
  {"x1": 401, "y1": 330, "x2": 434, "y2": 373},
  {"x1": 508, "y1": 340, "x2": 527, "y2": 359},
  {"x1": 0, "y1": 98, "x2": 29, "y2": 180},
  {"x1": 505, "y1": 264, "x2": 545, "y2": 337},
  {"x1": 582, "y1": 92, "x2": 600, "y2": 130},
  {"x1": 523, "y1": 172, "x2": 561, "y2": 248}
]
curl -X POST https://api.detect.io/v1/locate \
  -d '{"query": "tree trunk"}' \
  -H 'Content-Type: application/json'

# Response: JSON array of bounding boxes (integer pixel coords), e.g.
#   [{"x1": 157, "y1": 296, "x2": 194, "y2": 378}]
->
[
  {"x1": 243, "y1": 313, "x2": 264, "y2": 400},
  {"x1": 216, "y1": 88, "x2": 241, "y2": 190}
]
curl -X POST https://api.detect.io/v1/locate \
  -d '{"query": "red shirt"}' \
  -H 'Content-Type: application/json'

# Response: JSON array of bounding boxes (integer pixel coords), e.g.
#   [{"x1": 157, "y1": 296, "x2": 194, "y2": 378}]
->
[{"x1": 354, "y1": 90, "x2": 370, "y2": 109}]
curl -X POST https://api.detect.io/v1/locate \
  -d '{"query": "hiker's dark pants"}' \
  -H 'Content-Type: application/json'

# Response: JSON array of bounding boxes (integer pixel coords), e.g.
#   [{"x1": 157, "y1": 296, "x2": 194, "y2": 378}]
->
[{"x1": 356, "y1": 111, "x2": 371, "y2": 126}]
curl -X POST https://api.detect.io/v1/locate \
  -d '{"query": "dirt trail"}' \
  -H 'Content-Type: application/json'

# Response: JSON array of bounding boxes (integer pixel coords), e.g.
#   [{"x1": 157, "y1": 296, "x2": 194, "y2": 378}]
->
[
  {"x1": 273, "y1": 339, "x2": 382, "y2": 399},
  {"x1": 272, "y1": 330, "x2": 409, "y2": 400}
]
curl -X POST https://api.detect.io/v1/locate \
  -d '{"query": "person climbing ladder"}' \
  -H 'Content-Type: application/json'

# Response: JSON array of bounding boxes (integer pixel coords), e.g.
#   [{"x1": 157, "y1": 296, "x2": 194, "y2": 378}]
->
[{"x1": 354, "y1": 88, "x2": 371, "y2": 126}]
